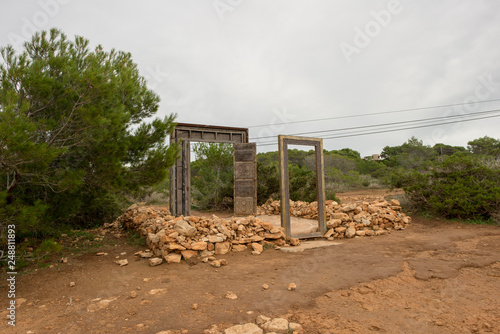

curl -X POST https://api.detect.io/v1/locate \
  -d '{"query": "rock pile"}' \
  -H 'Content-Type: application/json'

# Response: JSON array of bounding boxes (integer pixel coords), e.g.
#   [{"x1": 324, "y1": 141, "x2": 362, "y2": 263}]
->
[
  {"x1": 112, "y1": 205, "x2": 299, "y2": 264},
  {"x1": 258, "y1": 198, "x2": 411, "y2": 239},
  {"x1": 111, "y1": 197, "x2": 411, "y2": 264},
  {"x1": 203, "y1": 315, "x2": 303, "y2": 334}
]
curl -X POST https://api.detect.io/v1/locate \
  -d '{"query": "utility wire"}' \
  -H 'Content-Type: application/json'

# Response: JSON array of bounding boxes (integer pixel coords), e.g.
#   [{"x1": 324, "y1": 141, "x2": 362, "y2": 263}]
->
[
  {"x1": 251, "y1": 108, "x2": 500, "y2": 141},
  {"x1": 247, "y1": 98, "x2": 500, "y2": 129},
  {"x1": 255, "y1": 112, "x2": 500, "y2": 147}
]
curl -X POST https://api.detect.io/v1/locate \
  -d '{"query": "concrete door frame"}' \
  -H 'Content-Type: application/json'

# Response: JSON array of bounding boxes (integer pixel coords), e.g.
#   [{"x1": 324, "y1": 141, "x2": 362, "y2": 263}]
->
[{"x1": 278, "y1": 135, "x2": 327, "y2": 238}]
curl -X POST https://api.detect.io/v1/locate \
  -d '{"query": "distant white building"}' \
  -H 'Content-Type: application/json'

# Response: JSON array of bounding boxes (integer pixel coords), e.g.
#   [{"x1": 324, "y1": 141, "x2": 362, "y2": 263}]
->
[{"x1": 363, "y1": 154, "x2": 381, "y2": 161}]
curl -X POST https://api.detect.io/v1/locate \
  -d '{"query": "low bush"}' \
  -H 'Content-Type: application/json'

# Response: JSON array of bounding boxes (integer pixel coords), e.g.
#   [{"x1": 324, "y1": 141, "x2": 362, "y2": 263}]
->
[{"x1": 404, "y1": 153, "x2": 500, "y2": 220}]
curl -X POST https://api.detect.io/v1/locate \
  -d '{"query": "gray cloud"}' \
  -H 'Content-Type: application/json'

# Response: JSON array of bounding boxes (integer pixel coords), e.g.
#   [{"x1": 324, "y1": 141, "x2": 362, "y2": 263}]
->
[{"x1": 1, "y1": 0, "x2": 499, "y2": 156}]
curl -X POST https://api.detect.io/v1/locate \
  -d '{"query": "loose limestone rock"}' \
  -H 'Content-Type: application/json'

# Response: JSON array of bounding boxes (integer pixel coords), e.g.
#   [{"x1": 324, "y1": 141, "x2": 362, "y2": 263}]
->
[
  {"x1": 232, "y1": 244, "x2": 247, "y2": 252},
  {"x1": 251, "y1": 243, "x2": 263, "y2": 254},
  {"x1": 262, "y1": 318, "x2": 289, "y2": 334},
  {"x1": 174, "y1": 220, "x2": 197, "y2": 237},
  {"x1": 345, "y1": 227, "x2": 356, "y2": 238},
  {"x1": 224, "y1": 323, "x2": 263, "y2": 334},
  {"x1": 149, "y1": 258, "x2": 163, "y2": 267},
  {"x1": 181, "y1": 250, "x2": 198, "y2": 260},
  {"x1": 288, "y1": 322, "x2": 304, "y2": 334},
  {"x1": 224, "y1": 291, "x2": 238, "y2": 300},
  {"x1": 191, "y1": 241, "x2": 208, "y2": 251},
  {"x1": 115, "y1": 259, "x2": 128, "y2": 267},
  {"x1": 165, "y1": 253, "x2": 182, "y2": 263},
  {"x1": 256, "y1": 315, "x2": 271, "y2": 326},
  {"x1": 215, "y1": 242, "x2": 231, "y2": 255}
]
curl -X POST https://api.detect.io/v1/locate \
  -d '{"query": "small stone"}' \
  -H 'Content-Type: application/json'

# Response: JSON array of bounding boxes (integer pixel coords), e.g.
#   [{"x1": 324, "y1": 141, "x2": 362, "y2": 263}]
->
[
  {"x1": 60, "y1": 257, "x2": 68, "y2": 263},
  {"x1": 256, "y1": 315, "x2": 271, "y2": 326},
  {"x1": 149, "y1": 258, "x2": 163, "y2": 266},
  {"x1": 355, "y1": 230, "x2": 366, "y2": 236},
  {"x1": 289, "y1": 322, "x2": 303, "y2": 333},
  {"x1": 262, "y1": 284, "x2": 269, "y2": 290},
  {"x1": 251, "y1": 243, "x2": 263, "y2": 253},
  {"x1": 208, "y1": 235, "x2": 224, "y2": 243},
  {"x1": 224, "y1": 323, "x2": 263, "y2": 334},
  {"x1": 345, "y1": 227, "x2": 356, "y2": 238},
  {"x1": 139, "y1": 251, "x2": 154, "y2": 258},
  {"x1": 167, "y1": 243, "x2": 186, "y2": 251},
  {"x1": 174, "y1": 220, "x2": 197, "y2": 237},
  {"x1": 191, "y1": 303, "x2": 198, "y2": 310},
  {"x1": 215, "y1": 242, "x2": 231, "y2": 255},
  {"x1": 289, "y1": 238, "x2": 300, "y2": 246},
  {"x1": 165, "y1": 253, "x2": 182, "y2": 263},
  {"x1": 115, "y1": 259, "x2": 129, "y2": 266},
  {"x1": 148, "y1": 288, "x2": 167, "y2": 295},
  {"x1": 365, "y1": 230, "x2": 375, "y2": 236},
  {"x1": 232, "y1": 244, "x2": 247, "y2": 252},
  {"x1": 181, "y1": 250, "x2": 198, "y2": 260},
  {"x1": 210, "y1": 260, "x2": 222, "y2": 268},
  {"x1": 200, "y1": 250, "x2": 215, "y2": 258},
  {"x1": 264, "y1": 232, "x2": 283, "y2": 239},
  {"x1": 288, "y1": 283, "x2": 296, "y2": 291},
  {"x1": 225, "y1": 291, "x2": 238, "y2": 300},
  {"x1": 390, "y1": 199, "x2": 400, "y2": 206},
  {"x1": 129, "y1": 291, "x2": 137, "y2": 298},
  {"x1": 191, "y1": 241, "x2": 208, "y2": 251},
  {"x1": 262, "y1": 318, "x2": 289, "y2": 333},
  {"x1": 96, "y1": 252, "x2": 107, "y2": 256},
  {"x1": 324, "y1": 228, "x2": 335, "y2": 238},
  {"x1": 69, "y1": 282, "x2": 76, "y2": 287}
]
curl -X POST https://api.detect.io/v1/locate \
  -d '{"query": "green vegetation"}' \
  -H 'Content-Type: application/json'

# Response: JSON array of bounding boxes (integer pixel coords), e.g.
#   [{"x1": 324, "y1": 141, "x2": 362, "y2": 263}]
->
[
  {"x1": 404, "y1": 153, "x2": 499, "y2": 220},
  {"x1": 191, "y1": 143, "x2": 234, "y2": 210},
  {"x1": 0, "y1": 29, "x2": 178, "y2": 241},
  {"x1": 192, "y1": 136, "x2": 499, "y2": 224}
]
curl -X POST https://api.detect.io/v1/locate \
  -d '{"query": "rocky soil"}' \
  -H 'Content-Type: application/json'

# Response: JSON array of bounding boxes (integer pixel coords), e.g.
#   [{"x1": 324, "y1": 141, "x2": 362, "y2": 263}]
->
[{"x1": 1, "y1": 190, "x2": 499, "y2": 334}]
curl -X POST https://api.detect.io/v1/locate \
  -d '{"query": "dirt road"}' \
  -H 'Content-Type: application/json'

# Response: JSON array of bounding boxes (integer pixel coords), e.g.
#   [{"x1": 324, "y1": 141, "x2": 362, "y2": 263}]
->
[{"x1": 1, "y1": 196, "x2": 499, "y2": 333}]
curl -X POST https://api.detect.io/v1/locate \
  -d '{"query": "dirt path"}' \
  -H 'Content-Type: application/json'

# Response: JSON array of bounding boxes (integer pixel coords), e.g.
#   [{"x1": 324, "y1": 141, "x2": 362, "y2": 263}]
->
[{"x1": 1, "y1": 192, "x2": 499, "y2": 333}]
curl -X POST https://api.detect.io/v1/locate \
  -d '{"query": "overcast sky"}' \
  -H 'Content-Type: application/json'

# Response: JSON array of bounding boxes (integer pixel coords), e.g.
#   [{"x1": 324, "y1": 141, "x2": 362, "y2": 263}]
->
[{"x1": 1, "y1": 0, "x2": 500, "y2": 156}]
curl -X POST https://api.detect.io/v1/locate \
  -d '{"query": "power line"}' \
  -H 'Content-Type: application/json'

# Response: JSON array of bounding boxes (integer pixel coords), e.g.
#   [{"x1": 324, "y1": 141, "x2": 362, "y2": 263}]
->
[
  {"x1": 251, "y1": 108, "x2": 500, "y2": 141},
  {"x1": 255, "y1": 112, "x2": 500, "y2": 147},
  {"x1": 247, "y1": 98, "x2": 500, "y2": 129}
]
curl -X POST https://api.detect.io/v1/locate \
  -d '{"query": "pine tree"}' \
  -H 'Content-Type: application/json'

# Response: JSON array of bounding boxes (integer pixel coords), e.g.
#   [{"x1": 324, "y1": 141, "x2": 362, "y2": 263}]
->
[{"x1": 0, "y1": 29, "x2": 178, "y2": 237}]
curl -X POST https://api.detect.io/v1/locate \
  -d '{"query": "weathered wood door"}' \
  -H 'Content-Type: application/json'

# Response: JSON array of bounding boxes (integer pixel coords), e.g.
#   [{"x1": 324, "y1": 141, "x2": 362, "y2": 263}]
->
[
  {"x1": 233, "y1": 143, "x2": 257, "y2": 215},
  {"x1": 170, "y1": 140, "x2": 191, "y2": 216}
]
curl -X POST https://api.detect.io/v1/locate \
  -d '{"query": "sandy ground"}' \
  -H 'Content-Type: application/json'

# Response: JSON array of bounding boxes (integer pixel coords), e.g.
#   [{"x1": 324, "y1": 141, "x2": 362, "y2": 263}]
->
[{"x1": 1, "y1": 190, "x2": 499, "y2": 334}]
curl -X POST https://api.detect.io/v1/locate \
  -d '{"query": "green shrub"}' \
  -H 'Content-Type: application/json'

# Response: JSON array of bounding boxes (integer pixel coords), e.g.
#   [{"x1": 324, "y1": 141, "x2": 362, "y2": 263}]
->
[
  {"x1": 191, "y1": 143, "x2": 234, "y2": 210},
  {"x1": 256, "y1": 162, "x2": 280, "y2": 205},
  {"x1": 404, "y1": 154, "x2": 500, "y2": 220}
]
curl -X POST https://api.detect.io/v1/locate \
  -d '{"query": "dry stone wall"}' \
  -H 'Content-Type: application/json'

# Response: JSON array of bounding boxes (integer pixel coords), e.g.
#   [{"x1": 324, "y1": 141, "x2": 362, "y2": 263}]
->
[
  {"x1": 258, "y1": 198, "x2": 411, "y2": 238},
  {"x1": 113, "y1": 204, "x2": 297, "y2": 264},
  {"x1": 111, "y1": 197, "x2": 411, "y2": 264}
]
